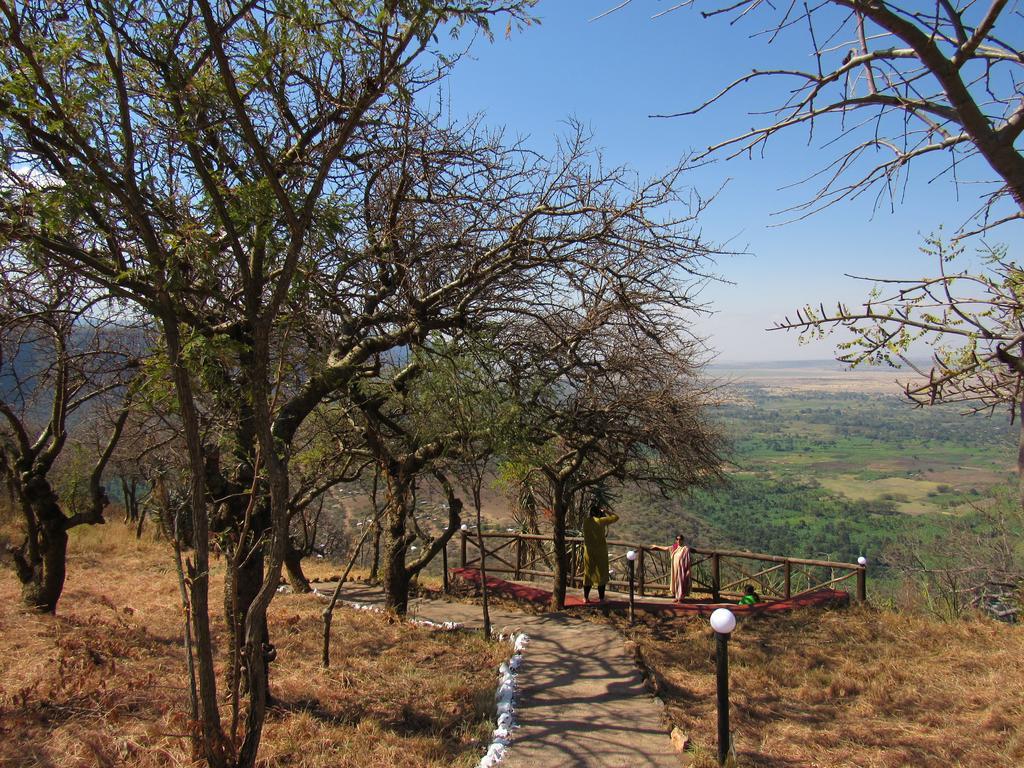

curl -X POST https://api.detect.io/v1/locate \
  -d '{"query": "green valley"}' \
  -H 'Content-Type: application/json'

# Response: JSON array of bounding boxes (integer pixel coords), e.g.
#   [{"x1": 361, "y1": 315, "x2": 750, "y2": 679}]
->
[{"x1": 611, "y1": 365, "x2": 1018, "y2": 585}]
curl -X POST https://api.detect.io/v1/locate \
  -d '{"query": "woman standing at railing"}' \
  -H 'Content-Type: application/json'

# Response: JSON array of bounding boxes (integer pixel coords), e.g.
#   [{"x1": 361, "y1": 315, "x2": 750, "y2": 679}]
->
[
  {"x1": 652, "y1": 534, "x2": 691, "y2": 603},
  {"x1": 582, "y1": 503, "x2": 619, "y2": 603}
]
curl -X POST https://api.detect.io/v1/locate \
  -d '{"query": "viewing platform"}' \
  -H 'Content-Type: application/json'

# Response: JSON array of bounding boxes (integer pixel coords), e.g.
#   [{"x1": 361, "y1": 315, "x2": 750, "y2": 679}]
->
[
  {"x1": 449, "y1": 567, "x2": 851, "y2": 615},
  {"x1": 448, "y1": 530, "x2": 867, "y2": 610}
]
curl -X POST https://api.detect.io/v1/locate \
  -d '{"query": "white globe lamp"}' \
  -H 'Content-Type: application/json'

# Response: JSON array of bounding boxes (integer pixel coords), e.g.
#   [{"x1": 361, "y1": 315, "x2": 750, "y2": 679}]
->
[{"x1": 710, "y1": 608, "x2": 736, "y2": 635}]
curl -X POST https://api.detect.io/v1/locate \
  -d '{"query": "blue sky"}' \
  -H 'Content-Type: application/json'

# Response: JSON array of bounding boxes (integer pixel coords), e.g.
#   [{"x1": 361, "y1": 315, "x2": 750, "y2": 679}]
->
[{"x1": 432, "y1": 1, "x2": 1020, "y2": 363}]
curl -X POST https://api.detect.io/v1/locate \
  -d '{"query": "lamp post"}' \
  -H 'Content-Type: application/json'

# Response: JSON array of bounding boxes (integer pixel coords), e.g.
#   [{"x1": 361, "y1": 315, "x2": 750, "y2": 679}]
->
[
  {"x1": 626, "y1": 550, "x2": 637, "y2": 624},
  {"x1": 459, "y1": 523, "x2": 468, "y2": 568},
  {"x1": 856, "y1": 555, "x2": 867, "y2": 602},
  {"x1": 710, "y1": 607, "x2": 736, "y2": 766},
  {"x1": 442, "y1": 526, "x2": 450, "y2": 594}
]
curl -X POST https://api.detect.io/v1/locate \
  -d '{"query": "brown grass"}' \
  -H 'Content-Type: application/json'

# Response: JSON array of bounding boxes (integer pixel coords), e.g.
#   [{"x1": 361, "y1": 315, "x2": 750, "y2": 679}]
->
[
  {"x1": 617, "y1": 605, "x2": 1024, "y2": 768},
  {"x1": 0, "y1": 523, "x2": 503, "y2": 768}
]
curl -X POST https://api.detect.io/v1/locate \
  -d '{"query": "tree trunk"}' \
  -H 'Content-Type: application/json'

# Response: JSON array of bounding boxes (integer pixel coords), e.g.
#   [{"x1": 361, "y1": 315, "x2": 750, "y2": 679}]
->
[
  {"x1": 18, "y1": 521, "x2": 67, "y2": 613},
  {"x1": 1017, "y1": 400, "x2": 1024, "y2": 513},
  {"x1": 14, "y1": 476, "x2": 69, "y2": 613},
  {"x1": 226, "y1": 548, "x2": 267, "y2": 656},
  {"x1": 223, "y1": 508, "x2": 273, "y2": 738},
  {"x1": 121, "y1": 477, "x2": 139, "y2": 523},
  {"x1": 369, "y1": 467, "x2": 382, "y2": 582},
  {"x1": 235, "y1": 321, "x2": 294, "y2": 768},
  {"x1": 163, "y1": 315, "x2": 227, "y2": 768},
  {"x1": 370, "y1": 520, "x2": 382, "y2": 582},
  {"x1": 382, "y1": 520, "x2": 413, "y2": 614},
  {"x1": 550, "y1": 487, "x2": 569, "y2": 611},
  {"x1": 380, "y1": 469, "x2": 416, "y2": 614},
  {"x1": 322, "y1": 520, "x2": 376, "y2": 667},
  {"x1": 135, "y1": 503, "x2": 147, "y2": 539},
  {"x1": 473, "y1": 483, "x2": 491, "y2": 639},
  {"x1": 284, "y1": 543, "x2": 311, "y2": 593}
]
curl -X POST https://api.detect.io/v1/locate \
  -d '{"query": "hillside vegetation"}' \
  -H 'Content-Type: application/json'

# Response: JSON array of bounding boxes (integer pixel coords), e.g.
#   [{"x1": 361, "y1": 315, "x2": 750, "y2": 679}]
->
[
  {"x1": 0, "y1": 523, "x2": 502, "y2": 768},
  {"x1": 608, "y1": 386, "x2": 1017, "y2": 577}
]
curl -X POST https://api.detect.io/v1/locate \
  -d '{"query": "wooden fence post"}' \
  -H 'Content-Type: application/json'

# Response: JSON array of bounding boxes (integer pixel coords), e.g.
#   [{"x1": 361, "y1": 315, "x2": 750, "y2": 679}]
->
[
  {"x1": 442, "y1": 543, "x2": 449, "y2": 593},
  {"x1": 515, "y1": 535, "x2": 523, "y2": 580},
  {"x1": 460, "y1": 529, "x2": 467, "y2": 568},
  {"x1": 857, "y1": 566, "x2": 867, "y2": 602},
  {"x1": 637, "y1": 548, "x2": 646, "y2": 597},
  {"x1": 712, "y1": 553, "x2": 721, "y2": 601},
  {"x1": 569, "y1": 541, "x2": 578, "y2": 589},
  {"x1": 784, "y1": 560, "x2": 792, "y2": 599}
]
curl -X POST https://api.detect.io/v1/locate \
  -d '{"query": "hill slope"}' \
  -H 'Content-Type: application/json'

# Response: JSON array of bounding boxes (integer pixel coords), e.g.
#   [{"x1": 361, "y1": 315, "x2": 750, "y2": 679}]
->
[
  {"x1": 0, "y1": 523, "x2": 502, "y2": 768},
  {"x1": 617, "y1": 605, "x2": 1024, "y2": 767}
]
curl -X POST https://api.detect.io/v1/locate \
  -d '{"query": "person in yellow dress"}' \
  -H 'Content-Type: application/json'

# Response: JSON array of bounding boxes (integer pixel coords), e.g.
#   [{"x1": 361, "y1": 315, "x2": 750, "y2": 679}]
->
[{"x1": 582, "y1": 503, "x2": 619, "y2": 603}]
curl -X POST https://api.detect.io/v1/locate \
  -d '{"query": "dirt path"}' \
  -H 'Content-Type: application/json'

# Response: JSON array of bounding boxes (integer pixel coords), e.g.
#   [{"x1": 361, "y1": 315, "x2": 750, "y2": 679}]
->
[{"x1": 316, "y1": 583, "x2": 681, "y2": 768}]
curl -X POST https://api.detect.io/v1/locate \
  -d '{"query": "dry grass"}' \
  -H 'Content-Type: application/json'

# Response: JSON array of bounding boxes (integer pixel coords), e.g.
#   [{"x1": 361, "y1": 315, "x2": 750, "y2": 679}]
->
[
  {"x1": 618, "y1": 605, "x2": 1024, "y2": 768},
  {"x1": 0, "y1": 523, "x2": 504, "y2": 768}
]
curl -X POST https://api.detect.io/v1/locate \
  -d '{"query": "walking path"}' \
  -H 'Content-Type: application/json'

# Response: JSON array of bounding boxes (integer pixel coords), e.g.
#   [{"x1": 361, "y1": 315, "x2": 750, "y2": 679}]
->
[{"x1": 314, "y1": 582, "x2": 681, "y2": 768}]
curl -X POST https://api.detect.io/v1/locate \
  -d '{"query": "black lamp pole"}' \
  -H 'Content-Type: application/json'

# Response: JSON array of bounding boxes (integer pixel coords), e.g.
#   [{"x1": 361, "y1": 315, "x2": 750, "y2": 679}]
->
[
  {"x1": 716, "y1": 631, "x2": 730, "y2": 765},
  {"x1": 710, "y1": 608, "x2": 736, "y2": 766},
  {"x1": 442, "y1": 541, "x2": 449, "y2": 594}
]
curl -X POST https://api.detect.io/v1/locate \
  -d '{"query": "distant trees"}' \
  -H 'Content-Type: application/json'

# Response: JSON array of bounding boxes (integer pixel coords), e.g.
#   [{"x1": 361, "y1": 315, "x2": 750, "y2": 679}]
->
[
  {"x1": 776, "y1": 237, "x2": 1024, "y2": 504},
  {"x1": 686, "y1": 473, "x2": 903, "y2": 564}
]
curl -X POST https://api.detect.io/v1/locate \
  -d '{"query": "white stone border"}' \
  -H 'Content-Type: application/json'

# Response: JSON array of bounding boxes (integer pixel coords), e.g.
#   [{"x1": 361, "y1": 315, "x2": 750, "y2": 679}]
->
[
  {"x1": 308, "y1": 587, "x2": 527, "y2": 766},
  {"x1": 478, "y1": 632, "x2": 529, "y2": 768},
  {"x1": 310, "y1": 588, "x2": 466, "y2": 630}
]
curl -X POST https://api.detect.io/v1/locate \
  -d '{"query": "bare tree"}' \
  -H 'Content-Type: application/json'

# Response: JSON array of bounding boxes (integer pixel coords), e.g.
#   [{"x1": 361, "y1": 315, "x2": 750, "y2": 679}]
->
[
  {"x1": 500, "y1": 288, "x2": 727, "y2": 609},
  {"x1": 342, "y1": 355, "x2": 467, "y2": 614},
  {"x1": 626, "y1": 0, "x2": 1024, "y2": 510},
  {"x1": 640, "y1": 0, "x2": 1023, "y2": 232},
  {"x1": 0, "y1": 256, "x2": 136, "y2": 611},
  {"x1": 305, "y1": 104, "x2": 726, "y2": 612}
]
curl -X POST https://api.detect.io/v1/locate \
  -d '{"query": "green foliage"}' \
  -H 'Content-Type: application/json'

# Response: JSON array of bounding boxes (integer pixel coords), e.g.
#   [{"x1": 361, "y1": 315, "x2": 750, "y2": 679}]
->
[
  {"x1": 783, "y1": 235, "x2": 1024, "y2": 416},
  {"x1": 405, "y1": 337, "x2": 522, "y2": 457},
  {"x1": 685, "y1": 473, "x2": 909, "y2": 564},
  {"x1": 597, "y1": 384, "x2": 1017, "y2": 600}
]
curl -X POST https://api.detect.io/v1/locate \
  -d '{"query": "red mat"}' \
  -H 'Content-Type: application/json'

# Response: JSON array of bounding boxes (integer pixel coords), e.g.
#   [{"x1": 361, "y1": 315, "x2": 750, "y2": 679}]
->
[{"x1": 449, "y1": 567, "x2": 850, "y2": 616}]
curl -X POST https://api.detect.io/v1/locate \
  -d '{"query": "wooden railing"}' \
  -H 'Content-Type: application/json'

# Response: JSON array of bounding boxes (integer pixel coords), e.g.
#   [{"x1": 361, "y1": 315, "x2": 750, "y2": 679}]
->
[{"x1": 455, "y1": 531, "x2": 867, "y2": 602}]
